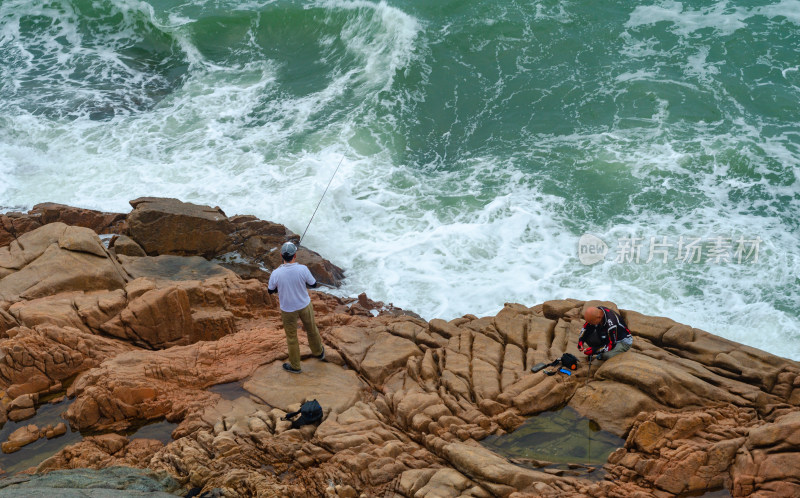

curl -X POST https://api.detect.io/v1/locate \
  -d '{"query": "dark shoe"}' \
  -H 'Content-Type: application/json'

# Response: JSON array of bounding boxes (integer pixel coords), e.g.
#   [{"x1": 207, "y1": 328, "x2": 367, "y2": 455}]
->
[
  {"x1": 282, "y1": 362, "x2": 301, "y2": 374},
  {"x1": 313, "y1": 345, "x2": 325, "y2": 361},
  {"x1": 596, "y1": 353, "x2": 604, "y2": 361}
]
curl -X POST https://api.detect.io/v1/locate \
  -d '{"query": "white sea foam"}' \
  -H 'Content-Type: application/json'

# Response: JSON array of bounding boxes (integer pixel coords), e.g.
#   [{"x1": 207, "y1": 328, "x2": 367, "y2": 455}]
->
[
  {"x1": 627, "y1": 0, "x2": 800, "y2": 36},
  {"x1": 627, "y1": 1, "x2": 746, "y2": 36}
]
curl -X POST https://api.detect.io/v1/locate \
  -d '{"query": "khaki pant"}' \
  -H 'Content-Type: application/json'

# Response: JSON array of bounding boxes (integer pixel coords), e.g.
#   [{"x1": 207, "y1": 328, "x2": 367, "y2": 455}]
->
[
  {"x1": 281, "y1": 302, "x2": 323, "y2": 370},
  {"x1": 602, "y1": 339, "x2": 632, "y2": 360}
]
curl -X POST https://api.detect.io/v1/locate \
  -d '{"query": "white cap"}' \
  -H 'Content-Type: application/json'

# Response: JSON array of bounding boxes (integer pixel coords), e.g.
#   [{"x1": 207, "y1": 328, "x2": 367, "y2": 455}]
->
[{"x1": 281, "y1": 242, "x2": 297, "y2": 259}]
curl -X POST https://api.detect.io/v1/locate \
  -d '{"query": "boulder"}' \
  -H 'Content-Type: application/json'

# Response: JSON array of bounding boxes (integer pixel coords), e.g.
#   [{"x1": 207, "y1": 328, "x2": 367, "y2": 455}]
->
[
  {"x1": 0, "y1": 225, "x2": 126, "y2": 302},
  {"x1": 111, "y1": 235, "x2": 147, "y2": 257},
  {"x1": 0, "y1": 222, "x2": 69, "y2": 274},
  {"x1": 9, "y1": 393, "x2": 35, "y2": 410},
  {"x1": 58, "y1": 225, "x2": 107, "y2": 257},
  {"x1": 127, "y1": 197, "x2": 233, "y2": 258},
  {"x1": 29, "y1": 203, "x2": 127, "y2": 234},
  {"x1": 8, "y1": 293, "x2": 92, "y2": 332},
  {"x1": 46, "y1": 422, "x2": 68, "y2": 439},
  {"x1": 100, "y1": 276, "x2": 268, "y2": 349},
  {"x1": 0, "y1": 212, "x2": 43, "y2": 248},
  {"x1": 102, "y1": 286, "x2": 194, "y2": 349},
  {"x1": 541, "y1": 299, "x2": 583, "y2": 320}
]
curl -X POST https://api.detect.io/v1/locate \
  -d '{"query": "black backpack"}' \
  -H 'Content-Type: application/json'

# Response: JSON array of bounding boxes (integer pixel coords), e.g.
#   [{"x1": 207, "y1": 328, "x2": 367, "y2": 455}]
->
[
  {"x1": 283, "y1": 399, "x2": 323, "y2": 429},
  {"x1": 560, "y1": 353, "x2": 578, "y2": 370}
]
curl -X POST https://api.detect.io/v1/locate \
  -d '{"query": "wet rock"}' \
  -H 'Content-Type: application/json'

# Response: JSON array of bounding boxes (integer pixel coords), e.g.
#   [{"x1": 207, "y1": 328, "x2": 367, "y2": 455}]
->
[
  {"x1": 1, "y1": 424, "x2": 41, "y2": 453},
  {"x1": 44, "y1": 422, "x2": 67, "y2": 439},
  {"x1": 8, "y1": 393, "x2": 35, "y2": 410},
  {"x1": 117, "y1": 254, "x2": 234, "y2": 282},
  {"x1": 0, "y1": 466, "x2": 180, "y2": 496}
]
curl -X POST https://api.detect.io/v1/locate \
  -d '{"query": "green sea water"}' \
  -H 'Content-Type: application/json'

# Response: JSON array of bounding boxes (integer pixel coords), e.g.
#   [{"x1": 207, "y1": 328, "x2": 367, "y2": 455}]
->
[{"x1": 0, "y1": 0, "x2": 798, "y2": 358}]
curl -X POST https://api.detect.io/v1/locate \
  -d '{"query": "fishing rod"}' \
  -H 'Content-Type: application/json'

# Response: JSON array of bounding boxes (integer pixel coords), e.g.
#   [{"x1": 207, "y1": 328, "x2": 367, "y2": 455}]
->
[{"x1": 299, "y1": 154, "x2": 345, "y2": 246}]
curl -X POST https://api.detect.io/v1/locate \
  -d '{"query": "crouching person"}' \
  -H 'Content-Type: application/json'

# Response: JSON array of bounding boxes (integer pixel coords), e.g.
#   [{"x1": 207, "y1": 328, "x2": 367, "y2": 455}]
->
[{"x1": 577, "y1": 306, "x2": 633, "y2": 360}]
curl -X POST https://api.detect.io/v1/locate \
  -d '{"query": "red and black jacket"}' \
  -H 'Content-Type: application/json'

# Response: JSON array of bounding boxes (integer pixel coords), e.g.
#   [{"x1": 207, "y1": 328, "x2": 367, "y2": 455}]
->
[{"x1": 578, "y1": 307, "x2": 631, "y2": 354}]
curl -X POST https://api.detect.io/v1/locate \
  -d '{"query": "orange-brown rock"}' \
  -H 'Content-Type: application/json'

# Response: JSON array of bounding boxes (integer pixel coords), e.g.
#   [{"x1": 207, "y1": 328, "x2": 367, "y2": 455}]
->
[
  {"x1": 3, "y1": 199, "x2": 345, "y2": 287},
  {"x1": 5, "y1": 277, "x2": 800, "y2": 498},
  {"x1": 126, "y1": 197, "x2": 345, "y2": 286},
  {"x1": 0, "y1": 212, "x2": 44, "y2": 248},
  {"x1": 37, "y1": 434, "x2": 163, "y2": 472},
  {"x1": 99, "y1": 275, "x2": 270, "y2": 349},
  {"x1": 63, "y1": 313, "x2": 292, "y2": 432},
  {"x1": 109, "y1": 234, "x2": 147, "y2": 257},
  {"x1": 0, "y1": 203, "x2": 126, "y2": 247},
  {"x1": 29, "y1": 203, "x2": 127, "y2": 235},
  {"x1": 0, "y1": 223, "x2": 126, "y2": 301},
  {"x1": 127, "y1": 197, "x2": 234, "y2": 258},
  {"x1": 45, "y1": 422, "x2": 67, "y2": 439},
  {"x1": 4, "y1": 204, "x2": 799, "y2": 498},
  {"x1": 0, "y1": 324, "x2": 136, "y2": 396}
]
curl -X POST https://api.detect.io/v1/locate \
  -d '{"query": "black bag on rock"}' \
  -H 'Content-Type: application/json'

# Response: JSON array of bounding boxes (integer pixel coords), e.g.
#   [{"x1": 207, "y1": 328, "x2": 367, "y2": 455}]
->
[
  {"x1": 283, "y1": 399, "x2": 323, "y2": 428},
  {"x1": 560, "y1": 353, "x2": 579, "y2": 370}
]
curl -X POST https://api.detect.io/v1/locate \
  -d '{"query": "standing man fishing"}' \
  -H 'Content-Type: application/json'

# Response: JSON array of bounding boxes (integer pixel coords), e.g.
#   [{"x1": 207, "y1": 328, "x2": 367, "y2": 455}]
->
[
  {"x1": 268, "y1": 242, "x2": 325, "y2": 373},
  {"x1": 269, "y1": 154, "x2": 343, "y2": 373}
]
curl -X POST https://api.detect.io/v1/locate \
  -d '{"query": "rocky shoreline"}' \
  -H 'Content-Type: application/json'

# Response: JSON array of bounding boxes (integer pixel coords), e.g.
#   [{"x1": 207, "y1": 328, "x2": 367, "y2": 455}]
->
[{"x1": 1, "y1": 199, "x2": 798, "y2": 497}]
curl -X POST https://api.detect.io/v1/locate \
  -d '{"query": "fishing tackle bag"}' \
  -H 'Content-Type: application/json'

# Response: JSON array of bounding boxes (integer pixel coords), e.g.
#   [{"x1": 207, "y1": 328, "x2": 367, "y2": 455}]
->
[
  {"x1": 560, "y1": 353, "x2": 579, "y2": 370},
  {"x1": 283, "y1": 399, "x2": 323, "y2": 429}
]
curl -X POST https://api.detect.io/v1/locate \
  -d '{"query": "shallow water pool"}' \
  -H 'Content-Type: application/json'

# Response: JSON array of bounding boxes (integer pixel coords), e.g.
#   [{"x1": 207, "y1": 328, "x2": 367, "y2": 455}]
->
[{"x1": 482, "y1": 406, "x2": 625, "y2": 473}]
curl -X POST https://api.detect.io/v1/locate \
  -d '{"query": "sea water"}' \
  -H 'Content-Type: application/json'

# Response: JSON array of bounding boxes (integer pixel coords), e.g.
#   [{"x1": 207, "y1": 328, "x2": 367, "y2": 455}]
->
[{"x1": 1, "y1": 0, "x2": 798, "y2": 359}]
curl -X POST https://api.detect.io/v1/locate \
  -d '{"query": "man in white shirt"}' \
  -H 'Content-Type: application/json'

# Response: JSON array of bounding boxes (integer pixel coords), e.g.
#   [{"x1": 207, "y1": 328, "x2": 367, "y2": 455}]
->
[{"x1": 267, "y1": 242, "x2": 325, "y2": 373}]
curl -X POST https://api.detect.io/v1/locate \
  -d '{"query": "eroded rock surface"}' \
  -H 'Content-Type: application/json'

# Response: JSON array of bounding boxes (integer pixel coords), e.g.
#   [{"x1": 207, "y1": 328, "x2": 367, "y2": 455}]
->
[
  {"x1": 40, "y1": 299, "x2": 798, "y2": 497},
  {"x1": 2, "y1": 204, "x2": 798, "y2": 498}
]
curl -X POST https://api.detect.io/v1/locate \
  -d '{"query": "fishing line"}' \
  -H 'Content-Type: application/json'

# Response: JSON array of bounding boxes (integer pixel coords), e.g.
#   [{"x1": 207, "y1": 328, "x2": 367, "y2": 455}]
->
[{"x1": 299, "y1": 154, "x2": 345, "y2": 245}]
